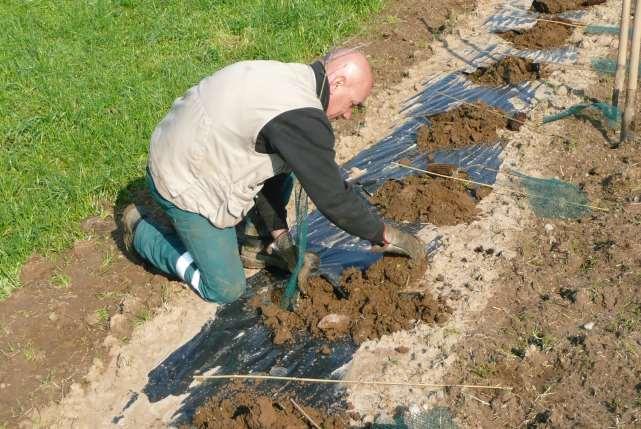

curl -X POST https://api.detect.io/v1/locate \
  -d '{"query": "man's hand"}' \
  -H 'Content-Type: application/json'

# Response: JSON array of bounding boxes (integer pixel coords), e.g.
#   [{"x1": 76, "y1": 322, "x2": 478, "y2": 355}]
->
[
  {"x1": 371, "y1": 225, "x2": 427, "y2": 260},
  {"x1": 270, "y1": 231, "x2": 319, "y2": 269}
]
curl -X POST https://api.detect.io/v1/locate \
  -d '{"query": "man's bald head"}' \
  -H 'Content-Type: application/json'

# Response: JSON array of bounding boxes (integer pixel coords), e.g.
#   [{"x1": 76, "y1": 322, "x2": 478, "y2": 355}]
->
[{"x1": 323, "y1": 48, "x2": 374, "y2": 120}]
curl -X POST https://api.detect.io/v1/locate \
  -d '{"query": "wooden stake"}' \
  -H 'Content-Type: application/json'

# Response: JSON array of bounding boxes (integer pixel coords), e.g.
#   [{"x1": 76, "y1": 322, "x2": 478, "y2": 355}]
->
[
  {"x1": 613, "y1": 0, "x2": 632, "y2": 106},
  {"x1": 192, "y1": 374, "x2": 512, "y2": 391},
  {"x1": 623, "y1": 0, "x2": 641, "y2": 141}
]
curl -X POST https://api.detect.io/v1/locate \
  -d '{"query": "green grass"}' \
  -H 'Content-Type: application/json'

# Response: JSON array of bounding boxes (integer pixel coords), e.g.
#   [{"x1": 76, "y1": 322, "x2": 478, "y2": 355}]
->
[
  {"x1": 95, "y1": 307, "x2": 110, "y2": 327},
  {"x1": 134, "y1": 307, "x2": 152, "y2": 326},
  {"x1": 50, "y1": 271, "x2": 72, "y2": 289},
  {"x1": 0, "y1": 0, "x2": 383, "y2": 299}
]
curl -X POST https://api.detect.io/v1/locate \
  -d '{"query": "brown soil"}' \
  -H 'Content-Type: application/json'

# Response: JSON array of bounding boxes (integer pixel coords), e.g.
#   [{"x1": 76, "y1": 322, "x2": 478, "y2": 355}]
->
[
  {"x1": 416, "y1": 102, "x2": 509, "y2": 151},
  {"x1": 371, "y1": 173, "x2": 483, "y2": 225},
  {"x1": 444, "y1": 76, "x2": 641, "y2": 427},
  {"x1": 0, "y1": 191, "x2": 184, "y2": 425},
  {"x1": 497, "y1": 20, "x2": 575, "y2": 50},
  {"x1": 192, "y1": 389, "x2": 348, "y2": 429},
  {"x1": 252, "y1": 256, "x2": 451, "y2": 345},
  {"x1": 530, "y1": 0, "x2": 605, "y2": 13},
  {"x1": 467, "y1": 55, "x2": 548, "y2": 86}
]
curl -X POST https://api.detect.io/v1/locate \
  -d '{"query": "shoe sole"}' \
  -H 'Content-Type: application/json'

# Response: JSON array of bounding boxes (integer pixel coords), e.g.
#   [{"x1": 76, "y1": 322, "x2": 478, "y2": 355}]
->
[{"x1": 240, "y1": 246, "x2": 288, "y2": 271}]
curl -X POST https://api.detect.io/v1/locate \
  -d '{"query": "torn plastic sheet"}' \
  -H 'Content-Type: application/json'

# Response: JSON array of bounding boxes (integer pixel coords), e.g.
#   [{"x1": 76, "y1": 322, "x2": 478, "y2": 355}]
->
[{"x1": 138, "y1": 26, "x2": 550, "y2": 425}]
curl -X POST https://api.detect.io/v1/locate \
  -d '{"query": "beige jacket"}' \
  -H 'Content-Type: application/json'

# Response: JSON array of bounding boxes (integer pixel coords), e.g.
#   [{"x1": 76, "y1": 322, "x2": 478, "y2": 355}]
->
[{"x1": 148, "y1": 60, "x2": 322, "y2": 228}]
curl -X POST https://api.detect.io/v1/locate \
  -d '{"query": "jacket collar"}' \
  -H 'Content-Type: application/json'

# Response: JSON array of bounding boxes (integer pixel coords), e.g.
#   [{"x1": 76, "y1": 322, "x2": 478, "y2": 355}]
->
[{"x1": 310, "y1": 61, "x2": 329, "y2": 111}]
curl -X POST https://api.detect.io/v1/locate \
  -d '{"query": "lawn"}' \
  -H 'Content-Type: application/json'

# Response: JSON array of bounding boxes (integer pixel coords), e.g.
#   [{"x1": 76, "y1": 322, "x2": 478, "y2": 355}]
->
[{"x1": 0, "y1": 0, "x2": 383, "y2": 299}]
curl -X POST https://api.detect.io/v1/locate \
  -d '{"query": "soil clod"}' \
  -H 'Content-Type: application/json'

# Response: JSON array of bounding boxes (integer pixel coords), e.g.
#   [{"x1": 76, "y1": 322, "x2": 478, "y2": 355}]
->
[
  {"x1": 371, "y1": 173, "x2": 483, "y2": 225},
  {"x1": 467, "y1": 56, "x2": 548, "y2": 86},
  {"x1": 192, "y1": 389, "x2": 348, "y2": 429},
  {"x1": 530, "y1": 0, "x2": 605, "y2": 13},
  {"x1": 497, "y1": 20, "x2": 575, "y2": 50},
  {"x1": 416, "y1": 102, "x2": 509, "y2": 151},
  {"x1": 252, "y1": 256, "x2": 450, "y2": 345}
]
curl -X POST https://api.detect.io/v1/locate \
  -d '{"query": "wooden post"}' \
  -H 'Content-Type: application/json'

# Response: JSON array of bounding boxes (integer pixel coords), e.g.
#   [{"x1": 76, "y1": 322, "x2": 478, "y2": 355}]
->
[
  {"x1": 622, "y1": 0, "x2": 641, "y2": 141},
  {"x1": 613, "y1": 0, "x2": 632, "y2": 106}
]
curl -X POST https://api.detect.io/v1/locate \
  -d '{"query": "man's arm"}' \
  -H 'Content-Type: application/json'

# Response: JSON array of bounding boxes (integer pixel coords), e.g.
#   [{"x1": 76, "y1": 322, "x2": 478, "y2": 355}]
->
[{"x1": 257, "y1": 108, "x2": 385, "y2": 244}]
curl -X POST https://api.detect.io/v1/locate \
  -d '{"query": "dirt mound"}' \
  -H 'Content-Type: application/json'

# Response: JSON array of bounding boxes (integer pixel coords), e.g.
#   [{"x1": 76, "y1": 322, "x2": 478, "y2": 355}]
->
[
  {"x1": 468, "y1": 56, "x2": 548, "y2": 86},
  {"x1": 498, "y1": 20, "x2": 574, "y2": 50},
  {"x1": 251, "y1": 256, "x2": 451, "y2": 345},
  {"x1": 192, "y1": 390, "x2": 348, "y2": 429},
  {"x1": 416, "y1": 102, "x2": 510, "y2": 151},
  {"x1": 371, "y1": 173, "x2": 485, "y2": 225},
  {"x1": 530, "y1": 0, "x2": 605, "y2": 13}
]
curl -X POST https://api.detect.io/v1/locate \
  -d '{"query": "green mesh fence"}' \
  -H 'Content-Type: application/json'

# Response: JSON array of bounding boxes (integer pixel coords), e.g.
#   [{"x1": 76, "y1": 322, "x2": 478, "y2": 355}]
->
[
  {"x1": 584, "y1": 24, "x2": 620, "y2": 34},
  {"x1": 591, "y1": 57, "x2": 617, "y2": 74},
  {"x1": 370, "y1": 407, "x2": 459, "y2": 428},
  {"x1": 512, "y1": 171, "x2": 590, "y2": 219},
  {"x1": 590, "y1": 57, "x2": 641, "y2": 76},
  {"x1": 542, "y1": 102, "x2": 621, "y2": 128},
  {"x1": 281, "y1": 179, "x2": 309, "y2": 309}
]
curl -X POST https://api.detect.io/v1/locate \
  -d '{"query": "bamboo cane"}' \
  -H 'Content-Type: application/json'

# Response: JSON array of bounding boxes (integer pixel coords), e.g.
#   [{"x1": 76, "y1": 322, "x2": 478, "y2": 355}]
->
[
  {"x1": 192, "y1": 373, "x2": 513, "y2": 390},
  {"x1": 622, "y1": 0, "x2": 641, "y2": 141},
  {"x1": 613, "y1": 0, "x2": 632, "y2": 107}
]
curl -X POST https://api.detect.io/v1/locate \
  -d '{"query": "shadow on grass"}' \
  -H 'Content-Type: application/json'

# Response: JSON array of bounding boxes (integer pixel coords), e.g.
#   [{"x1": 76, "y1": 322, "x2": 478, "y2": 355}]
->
[{"x1": 111, "y1": 175, "x2": 174, "y2": 267}]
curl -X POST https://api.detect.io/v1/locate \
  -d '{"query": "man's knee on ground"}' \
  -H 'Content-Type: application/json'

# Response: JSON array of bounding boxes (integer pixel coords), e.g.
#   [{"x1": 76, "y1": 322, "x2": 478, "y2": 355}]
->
[{"x1": 200, "y1": 277, "x2": 246, "y2": 304}]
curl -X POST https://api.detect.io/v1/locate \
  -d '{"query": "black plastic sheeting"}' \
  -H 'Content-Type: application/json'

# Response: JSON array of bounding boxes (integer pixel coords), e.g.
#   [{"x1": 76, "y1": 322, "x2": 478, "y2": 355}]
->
[
  {"x1": 129, "y1": 15, "x2": 566, "y2": 425},
  {"x1": 312, "y1": 71, "x2": 539, "y2": 283}
]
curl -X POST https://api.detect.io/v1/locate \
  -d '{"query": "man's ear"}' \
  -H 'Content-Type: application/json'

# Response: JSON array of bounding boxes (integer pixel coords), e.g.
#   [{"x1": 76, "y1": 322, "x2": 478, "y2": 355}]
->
[{"x1": 331, "y1": 75, "x2": 346, "y2": 89}]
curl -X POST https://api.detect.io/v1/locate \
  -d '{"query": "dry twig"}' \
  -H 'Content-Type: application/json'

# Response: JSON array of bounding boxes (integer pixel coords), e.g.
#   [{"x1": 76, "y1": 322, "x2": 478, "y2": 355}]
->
[{"x1": 290, "y1": 398, "x2": 321, "y2": 429}]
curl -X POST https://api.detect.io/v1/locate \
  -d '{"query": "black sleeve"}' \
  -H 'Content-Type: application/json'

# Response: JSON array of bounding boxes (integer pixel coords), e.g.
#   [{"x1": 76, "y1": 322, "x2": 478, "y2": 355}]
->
[
  {"x1": 258, "y1": 108, "x2": 385, "y2": 244},
  {"x1": 254, "y1": 173, "x2": 290, "y2": 232}
]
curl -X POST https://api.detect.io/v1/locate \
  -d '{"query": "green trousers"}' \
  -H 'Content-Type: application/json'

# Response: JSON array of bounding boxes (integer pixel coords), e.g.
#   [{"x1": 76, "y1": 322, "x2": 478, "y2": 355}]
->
[{"x1": 133, "y1": 173, "x2": 293, "y2": 303}]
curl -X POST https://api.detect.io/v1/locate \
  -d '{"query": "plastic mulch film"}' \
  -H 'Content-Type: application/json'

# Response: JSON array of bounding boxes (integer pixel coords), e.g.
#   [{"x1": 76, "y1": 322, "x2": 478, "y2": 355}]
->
[
  {"x1": 134, "y1": 77, "x2": 538, "y2": 427},
  {"x1": 133, "y1": 6, "x2": 573, "y2": 424}
]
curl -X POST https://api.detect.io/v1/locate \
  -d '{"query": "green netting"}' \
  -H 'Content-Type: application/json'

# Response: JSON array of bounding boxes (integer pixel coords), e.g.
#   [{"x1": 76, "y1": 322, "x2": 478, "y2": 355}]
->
[
  {"x1": 371, "y1": 407, "x2": 459, "y2": 428},
  {"x1": 281, "y1": 178, "x2": 309, "y2": 309},
  {"x1": 590, "y1": 57, "x2": 641, "y2": 76},
  {"x1": 513, "y1": 172, "x2": 590, "y2": 219},
  {"x1": 404, "y1": 407, "x2": 458, "y2": 429},
  {"x1": 591, "y1": 57, "x2": 617, "y2": 74},
  {"x1": 584, "y1": 24, "x2": 620, "y2": 34},
  {"x1": 542, "y1": 102, "x2": 621, "y2": 128}
]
